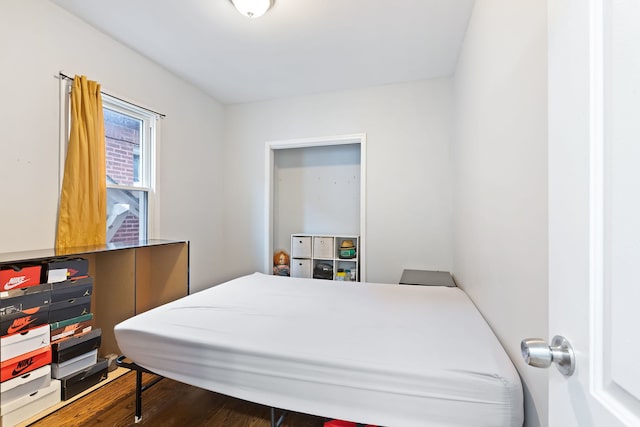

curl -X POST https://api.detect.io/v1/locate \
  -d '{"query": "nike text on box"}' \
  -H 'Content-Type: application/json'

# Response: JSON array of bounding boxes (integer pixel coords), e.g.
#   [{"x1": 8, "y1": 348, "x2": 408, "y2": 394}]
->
[{"x1": 0, "y1": 265, "x2": 42, "y2": 292}]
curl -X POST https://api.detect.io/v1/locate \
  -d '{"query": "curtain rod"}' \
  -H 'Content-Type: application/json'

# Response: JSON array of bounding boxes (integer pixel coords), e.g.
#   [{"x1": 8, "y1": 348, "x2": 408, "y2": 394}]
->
[{"x1": 58, "y1": 72, "x2": 166, "y2": 118}]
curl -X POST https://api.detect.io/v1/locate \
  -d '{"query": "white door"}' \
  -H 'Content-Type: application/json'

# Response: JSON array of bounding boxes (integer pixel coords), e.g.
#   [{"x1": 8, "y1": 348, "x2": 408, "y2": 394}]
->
[{"x1": 547, "y1": 0, "x2": 640, "y2": 425}]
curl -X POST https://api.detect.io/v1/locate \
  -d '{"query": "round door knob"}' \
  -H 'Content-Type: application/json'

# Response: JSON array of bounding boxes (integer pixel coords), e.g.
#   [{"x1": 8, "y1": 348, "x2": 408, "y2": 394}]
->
[
  {"x1": 521, "y1": 335, "x2": 575, "y2": 376},
  {"x1": 521, "y1": 338, "x2": 553, "y2": 368}
]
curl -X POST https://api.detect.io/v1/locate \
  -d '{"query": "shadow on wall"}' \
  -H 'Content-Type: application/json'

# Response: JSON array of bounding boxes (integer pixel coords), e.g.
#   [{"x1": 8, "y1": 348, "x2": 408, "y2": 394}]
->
[{"x1": 521, "y1": 379, "x2": 542, "y2": 427}]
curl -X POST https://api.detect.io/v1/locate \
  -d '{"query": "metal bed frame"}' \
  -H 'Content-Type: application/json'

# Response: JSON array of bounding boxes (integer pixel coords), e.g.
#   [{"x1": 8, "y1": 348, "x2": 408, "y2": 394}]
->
[{"x1": 115, "y1": 355, "x2": 289, "y2": 426}]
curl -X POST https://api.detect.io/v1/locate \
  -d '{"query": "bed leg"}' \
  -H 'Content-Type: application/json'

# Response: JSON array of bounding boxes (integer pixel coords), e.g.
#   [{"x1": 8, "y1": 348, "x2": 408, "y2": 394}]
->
[
  {"x1": 270, "y1": 407, "x2": 288, "y2": 427},
  {"x1": 135, "y1": 369, "x2": 143, "y2": 422},
  {"x1": 116, "y1": 356, "x2": 165, "y2": 424}
]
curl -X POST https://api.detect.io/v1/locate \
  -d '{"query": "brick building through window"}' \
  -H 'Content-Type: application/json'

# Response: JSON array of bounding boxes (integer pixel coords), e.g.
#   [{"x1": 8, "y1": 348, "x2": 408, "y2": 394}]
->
[{"x1": 105, "y1": 108, "x2": 141, "y2": 242}]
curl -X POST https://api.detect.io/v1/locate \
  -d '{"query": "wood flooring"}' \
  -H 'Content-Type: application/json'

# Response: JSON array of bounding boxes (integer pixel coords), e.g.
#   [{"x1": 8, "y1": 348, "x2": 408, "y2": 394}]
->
[{"x1": 28, "y1": 371, "x2": 327, "y2": 427}]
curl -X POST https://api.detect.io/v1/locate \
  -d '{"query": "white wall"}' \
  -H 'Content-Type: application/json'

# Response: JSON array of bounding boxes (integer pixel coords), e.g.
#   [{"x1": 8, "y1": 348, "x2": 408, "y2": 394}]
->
[
  {"x1": 0, "y1": 0, "x2": 226, "y2": 292},
  {"x1": 452, "y1": 1, "x2": 548, "y2": 425},
  {"x1": 274, "y1": 144, "x2": 361, "y2": 252},
  {"x1": 223, "y1": 79, "x2": 454, "y2": 284}
]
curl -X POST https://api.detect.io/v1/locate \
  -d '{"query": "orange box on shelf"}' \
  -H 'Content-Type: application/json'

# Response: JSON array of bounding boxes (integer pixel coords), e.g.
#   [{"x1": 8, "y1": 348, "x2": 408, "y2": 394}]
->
[
  {"x1": 0, "y1": 345, "x2": 52, "y2": 382},
  {"x1": 0, "y1": 265, "x2": 42, "y2": 292}
]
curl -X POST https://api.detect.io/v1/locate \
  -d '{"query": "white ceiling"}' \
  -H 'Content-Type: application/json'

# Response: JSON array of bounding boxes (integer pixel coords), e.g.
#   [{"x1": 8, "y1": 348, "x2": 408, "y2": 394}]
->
[{"x1": 51, "y1": 0, "x2": 475, "y2": 105}]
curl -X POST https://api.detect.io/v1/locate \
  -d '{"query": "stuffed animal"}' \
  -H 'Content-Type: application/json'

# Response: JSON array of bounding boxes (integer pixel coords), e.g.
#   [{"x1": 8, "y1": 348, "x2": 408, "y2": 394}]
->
[{"x1": 273, "y1": 250, "x2": 290, "y2": 276}]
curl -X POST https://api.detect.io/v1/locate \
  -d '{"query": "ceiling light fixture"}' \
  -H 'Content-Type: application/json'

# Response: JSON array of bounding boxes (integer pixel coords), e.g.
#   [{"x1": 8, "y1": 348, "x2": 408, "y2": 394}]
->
[{"x1": 230, "y1": 0, "x2": 274, "y2": 18}]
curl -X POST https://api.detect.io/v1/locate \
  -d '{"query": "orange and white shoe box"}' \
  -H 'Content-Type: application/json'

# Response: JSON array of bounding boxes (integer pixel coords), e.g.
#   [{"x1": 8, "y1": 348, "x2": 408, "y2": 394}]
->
[
  {"x1": 0, "y1": 346, "x2": 51, "y2": 382},
  {"x1": 0, "y1": 365, "x2": 51, "y2": 405},
  {"x1": 0, "y1": 379, "x2": 60, "y2": 427},
  {"x1": 0, "y1": 324, "x2": 50, "y2": 362},
  {"x1": 0, "y1": 265, "x2": 42, "y2": 292}
]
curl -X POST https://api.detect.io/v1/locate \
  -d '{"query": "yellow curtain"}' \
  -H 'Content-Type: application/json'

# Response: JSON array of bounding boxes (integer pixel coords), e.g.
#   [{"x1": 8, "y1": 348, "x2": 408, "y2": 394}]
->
[{"x1": 55, "y1": 75, "x2": 106, "y2": 250}]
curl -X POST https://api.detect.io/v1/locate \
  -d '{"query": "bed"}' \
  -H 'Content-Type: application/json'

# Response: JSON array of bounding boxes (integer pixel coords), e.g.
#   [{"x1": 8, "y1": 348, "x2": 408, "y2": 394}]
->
[{"x1": 114, "y1": 272, "x2": 523, "y2": 427}]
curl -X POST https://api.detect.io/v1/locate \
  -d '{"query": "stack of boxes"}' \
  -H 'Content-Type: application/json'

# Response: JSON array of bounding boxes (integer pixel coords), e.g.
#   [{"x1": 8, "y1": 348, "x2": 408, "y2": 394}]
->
[
  {"x1": 46, "y1": 258, "x2": 107, "y2": 401},
  {"x1": 0, "y1": 258, "x2": 108, "y2": 426},
  {"x1": 1, "y1": 263, "x2": 58, "y2": 427}
]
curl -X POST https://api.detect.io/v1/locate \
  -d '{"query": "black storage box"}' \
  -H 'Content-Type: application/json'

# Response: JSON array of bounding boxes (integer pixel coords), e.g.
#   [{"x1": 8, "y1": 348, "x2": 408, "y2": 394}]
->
[
  {"x1": 0, "y1": 283, "x2": 52, "y2": 317},
  {"x1": 51, "y1": 328, "x2": 101, "y2": 363},
  {"x1": 49, "y1": 295, "x2": 92, "y2": 323},
  {"x1": 51, "y1": 277, "x2": 93, "y2": 302},
  {"x1": 313, "y1": 263, "x2": 333, "y2": 280},
  {"x1": 45, "y1": 257, "x2": 89, "y2": 283},
  {"x1": 59, "y1": 358, "x2": 108, "y2": 400}
]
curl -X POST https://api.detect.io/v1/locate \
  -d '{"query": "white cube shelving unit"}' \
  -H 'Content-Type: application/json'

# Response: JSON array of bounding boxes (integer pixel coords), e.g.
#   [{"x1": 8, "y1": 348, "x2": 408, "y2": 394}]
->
[{"x1": 290, "y1": 234, "x2": 359, "y2": 281}]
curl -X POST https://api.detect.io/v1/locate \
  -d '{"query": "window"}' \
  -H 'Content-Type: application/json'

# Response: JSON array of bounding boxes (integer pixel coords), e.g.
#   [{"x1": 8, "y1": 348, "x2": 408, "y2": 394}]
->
[
  {"x1": 59, "y1": 77, "x2": 158, "y2": 244},
  {"x1": 102, "y1": 95, "x2": 156, "y2": 243}
]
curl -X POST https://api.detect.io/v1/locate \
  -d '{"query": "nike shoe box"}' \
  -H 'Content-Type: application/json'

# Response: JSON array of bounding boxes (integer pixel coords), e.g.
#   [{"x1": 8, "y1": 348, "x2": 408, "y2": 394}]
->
[
  {"x1": 49, "y1": 313, "x2": 93, "y2": 333},
  {"x1": 51, "y1": 328, "x2": 101, "y2": 364},
  {"x1": 51, "y1": 277, "x2": 93, "y2": 302},
  {"x1": 44, "y1": 258, "x2": 89, "y2": 283},
  {"x1": 59, "y1": 358, "x2": 108, "y2": 401},
  {"x1": 51, "y1": 348, "x2": 97, "y2": 379},
  {"x1": 50, "y1": 316, "x2": 94, "y2": 344},
  {"x1": 0, "y1": 379, "x2": 60, "y2": 427},
  {"x1": 0, "y1": 283, "x2": 52, "y2": 317},
  {"x1": 0, "y1": 346, "x2": 51, "y2": 382},
  {"x1": 0, "y1": 324, "x2": 50, "y2": 362},
  {"x1": 0, "y1": 365, "x2": 51, "y2": 405},
  {"x1": 0, "y1": 265, "x2": 42, "y2": 292},
  {"x1": 48, "y1": 295, "x2": 91, "y2": 324},
  {"x1": 0, "y1": 305, "x2": 50, "y2": 337}
]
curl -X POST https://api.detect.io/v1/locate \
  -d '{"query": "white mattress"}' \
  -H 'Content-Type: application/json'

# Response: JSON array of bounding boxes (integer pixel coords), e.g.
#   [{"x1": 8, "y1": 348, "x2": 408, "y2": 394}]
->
[{"x1": 114, "y1": 273, "x2": 523, "y2": 427}]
